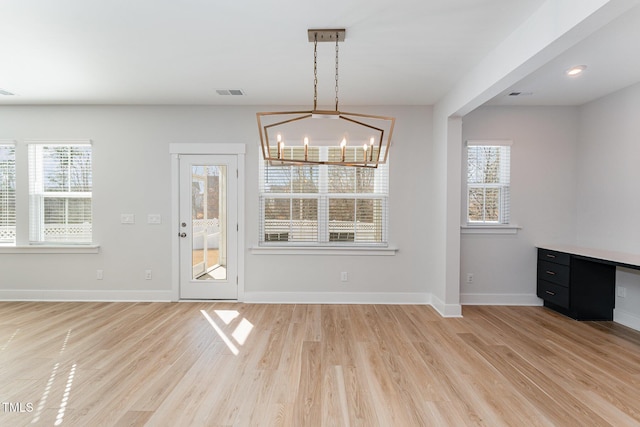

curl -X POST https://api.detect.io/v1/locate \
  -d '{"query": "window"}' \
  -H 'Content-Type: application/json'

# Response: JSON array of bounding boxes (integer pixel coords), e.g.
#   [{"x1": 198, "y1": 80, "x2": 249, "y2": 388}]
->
[
  {"x1": 0, "y1": 143, "x2": 16, "y2": 244},
  {"x1": 28, "y1": 143, "x2": 93, "y2": 243},
  {"x1": 259, "y1": 146, "x2": 388, "y2": 246},
  {"x1": 466, "y1": 140, "x2": 511, "y2": 224}
]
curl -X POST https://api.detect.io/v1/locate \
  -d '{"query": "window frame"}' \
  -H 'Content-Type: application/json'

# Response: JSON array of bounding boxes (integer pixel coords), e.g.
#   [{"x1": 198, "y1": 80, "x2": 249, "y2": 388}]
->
[
  {"x1": 258, "y1": 146, "x2": 389, "y2": 247},
  {"x1": 28, "y1": 142, "x2": 93, "y2": 245},
  {"x1": 0, "y1": 141, "x2": 16, "y2": 244},
  {"x1": 465, "y1": 140, "x2": 512, "y2": 226},
  {"x1": 0, "y1": 140, "x2": 97, "y2": 252}
]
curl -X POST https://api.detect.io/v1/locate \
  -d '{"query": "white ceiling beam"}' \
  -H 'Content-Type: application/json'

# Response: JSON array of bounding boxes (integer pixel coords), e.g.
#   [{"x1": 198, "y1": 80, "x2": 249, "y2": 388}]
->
[{"x1": 437, "y1": 0, "x2": 640, "y2": 117}]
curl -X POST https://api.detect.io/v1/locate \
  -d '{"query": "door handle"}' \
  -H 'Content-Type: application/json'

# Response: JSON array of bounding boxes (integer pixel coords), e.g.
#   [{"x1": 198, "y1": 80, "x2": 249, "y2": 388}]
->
[{"x1": 179, "y1": 232, "x2": 187, "y2": 238}]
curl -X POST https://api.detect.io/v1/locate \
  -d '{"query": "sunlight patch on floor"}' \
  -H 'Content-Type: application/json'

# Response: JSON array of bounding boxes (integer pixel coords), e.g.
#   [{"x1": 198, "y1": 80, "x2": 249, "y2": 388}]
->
[
  {"x1": 214, "y1": 309, "x2": 240, "y2": 324},
  {"x1": 0, "y1": 328, "x2": 19, "y2": 351},
  {"x1": 201, "y1": 309, "x2": 239, "y2": 355},
  {"x1": 231, "y1": 318, "x2": 254, "y2": 345},
  {"x1": 54, "y1": 363, "x2": 76, "y2": 426},
  {"x1": 31, "y1": 363, "x2": 60, "y2": 424}
]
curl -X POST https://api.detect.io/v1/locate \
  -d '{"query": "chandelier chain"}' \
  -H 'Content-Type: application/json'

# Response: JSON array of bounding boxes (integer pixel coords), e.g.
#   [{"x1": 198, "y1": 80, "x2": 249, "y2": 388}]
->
[
  {"x1": 257, "y1": 29, "x2": 395, "y2": 168},
  {"x1": 335, "y1": 32, "x2": 339, "y2": 111},
  {"x1": 313, "y1": 33, "x2": 318, "y2": 111}
]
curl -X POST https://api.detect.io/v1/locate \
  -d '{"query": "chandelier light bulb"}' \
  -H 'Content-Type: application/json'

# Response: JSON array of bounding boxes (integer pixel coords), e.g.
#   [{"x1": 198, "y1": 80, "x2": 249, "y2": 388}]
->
[
  {"x1": 566, "y1": 65, "x2": 586, "y2": 76},
  {"x1": 278, "y1": 141, "x2": 284, "y2": 159},
  {"x1": 369, "y1": 137, "x2": 375, "y2": 161}
]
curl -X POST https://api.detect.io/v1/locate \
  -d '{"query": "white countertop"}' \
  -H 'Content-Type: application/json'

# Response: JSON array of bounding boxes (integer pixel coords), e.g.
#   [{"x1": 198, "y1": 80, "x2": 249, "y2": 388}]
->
[{"x1": 538, "y1": 244, "x2": 640, "y2": 269}]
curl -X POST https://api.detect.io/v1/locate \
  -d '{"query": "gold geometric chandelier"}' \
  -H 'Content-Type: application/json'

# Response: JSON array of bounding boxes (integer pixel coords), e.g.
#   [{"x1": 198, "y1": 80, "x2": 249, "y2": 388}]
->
[{"x1": 256, "y1": 29, "x2": 395, "y2": 168}]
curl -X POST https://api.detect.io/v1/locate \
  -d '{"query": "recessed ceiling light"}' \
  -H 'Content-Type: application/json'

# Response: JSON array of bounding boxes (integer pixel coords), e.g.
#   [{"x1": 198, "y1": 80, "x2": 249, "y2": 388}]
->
[{"x1": 566, "y1": 65, "x2": 586, "y2": 77}]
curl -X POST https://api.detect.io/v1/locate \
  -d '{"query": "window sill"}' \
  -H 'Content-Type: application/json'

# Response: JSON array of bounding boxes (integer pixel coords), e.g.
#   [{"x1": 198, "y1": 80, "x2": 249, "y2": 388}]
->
[
  {"x1": 250, "y1": 246, "x2": 398, "y2": 256},
  {"x1": 0, "y1": 245, "x2": 100, "y2": 254},
  {"x1": 460, "y1": 225, "x2": 521, "y2": 235}
]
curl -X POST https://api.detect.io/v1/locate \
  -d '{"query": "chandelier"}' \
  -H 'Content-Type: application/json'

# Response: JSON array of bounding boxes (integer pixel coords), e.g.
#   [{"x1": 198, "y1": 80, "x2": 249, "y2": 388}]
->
[{"x1": 256, "y1": 29, "x2": 395, "y2": 168}]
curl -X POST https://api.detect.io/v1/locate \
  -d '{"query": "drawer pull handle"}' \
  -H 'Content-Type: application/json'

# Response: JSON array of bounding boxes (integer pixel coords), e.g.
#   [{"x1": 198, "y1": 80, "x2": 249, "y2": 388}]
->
[
  {"x1": 545, "y1": 290, "x2": 556, "y2": 296},
  {"x1": 546, "y1": 254, "x2": 556, "y2": 258},
  {"x1": 545, "y1": 271, "x2": 556, "y2": 275}
]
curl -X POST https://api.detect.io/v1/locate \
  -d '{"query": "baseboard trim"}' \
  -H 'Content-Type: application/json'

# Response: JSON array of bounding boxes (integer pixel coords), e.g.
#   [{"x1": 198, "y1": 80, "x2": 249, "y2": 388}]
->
[
  {"x1": 430, "y1": 295, "x2": 463, "y2": 318},
  {"x1": 0, "y1": 289, "x2": 174, "y2": 302},
  {"x1": 242, "y1": 291, "x2": 431, "y2": 305},
  {"x1": 461, "y1": 293, "x2": 543, "y2": 306},
  {"x1": 614, "y1": 308, "x2": 640, "y2": 332}
]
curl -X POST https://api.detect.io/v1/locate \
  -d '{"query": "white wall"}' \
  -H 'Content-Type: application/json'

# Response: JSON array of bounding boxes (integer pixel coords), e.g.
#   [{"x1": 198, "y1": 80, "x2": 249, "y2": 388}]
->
[
  {"x1": 460, "y1": 106, "x2": 579, "y2": 304},
  {"x1": 247, "y1": 106, "x2": 434, "y2": 301},
  {"x1": 576, "y1": 82, "x2": 640, "y2": 328},
  {"x1": 0, "y1": 105, "x2": 435, "y2": 302}
]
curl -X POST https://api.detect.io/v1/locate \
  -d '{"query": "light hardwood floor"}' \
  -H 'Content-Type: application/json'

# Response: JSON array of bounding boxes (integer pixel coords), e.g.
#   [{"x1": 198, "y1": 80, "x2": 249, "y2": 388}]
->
[{"x1": 1, "y1": 302, "x2": 640, "y2": 426}]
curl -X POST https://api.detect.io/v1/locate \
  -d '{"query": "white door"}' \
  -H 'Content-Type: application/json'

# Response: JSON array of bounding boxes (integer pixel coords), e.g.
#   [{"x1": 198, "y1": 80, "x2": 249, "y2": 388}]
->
[{"x1": 179, "y1": 155, "x2": 237, "y2": 299}]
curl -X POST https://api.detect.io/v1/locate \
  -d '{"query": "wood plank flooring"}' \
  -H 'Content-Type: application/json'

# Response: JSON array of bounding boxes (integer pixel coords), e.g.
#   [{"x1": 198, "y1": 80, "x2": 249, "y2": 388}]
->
[{"x1": 1, "y1": 302, "x2": 640, "y2": 426}]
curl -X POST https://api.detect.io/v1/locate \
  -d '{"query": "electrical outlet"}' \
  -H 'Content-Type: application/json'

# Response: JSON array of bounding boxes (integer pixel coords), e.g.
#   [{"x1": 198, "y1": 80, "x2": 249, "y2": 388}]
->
[
  {"x1": 340, "y1": 272, "x2": 348, "y2": 282},
  {"x1": 617, "y1": 286, "x2": 626, "y2": 298},
  {"x1": 120, "y1": 213, "x2": 135, "y2": 224},
  {"x1": 466, "y1": 273, "x2": 474, "y2": 284},
  {"x1": 96, "y1": 270, "x2": 103, "y2": 280},
  {"x1": 145, "y1": 269, "x2": 152, "y2": 280}
]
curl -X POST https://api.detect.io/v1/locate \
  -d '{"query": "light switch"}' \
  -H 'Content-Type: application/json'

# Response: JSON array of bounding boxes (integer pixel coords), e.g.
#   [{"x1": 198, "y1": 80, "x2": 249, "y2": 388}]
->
[
  {"x1": 120, "y1": 213, "x2": 135, "y2": 224},
  {"x1": 147, "y1": 214, "x2": 161, "y2": 224}
]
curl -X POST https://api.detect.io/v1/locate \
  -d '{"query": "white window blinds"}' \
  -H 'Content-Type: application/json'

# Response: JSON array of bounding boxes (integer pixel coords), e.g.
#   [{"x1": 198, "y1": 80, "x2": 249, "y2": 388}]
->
[
  {"x1": 466, "y1": 140, "x2": 511, "y2": 224},
  {"x1": 28, "y1": 142, "x2": 93, "y2": 243},
  {"x1": 259, "y1": 146, "x2": 389, "y2": 245},
  {"x1": 0, "y1": 143, "x2": 16, "y2": 244}
]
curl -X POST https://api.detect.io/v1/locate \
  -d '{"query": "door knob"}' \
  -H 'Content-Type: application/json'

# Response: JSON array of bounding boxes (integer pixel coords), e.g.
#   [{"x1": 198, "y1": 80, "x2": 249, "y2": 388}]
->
[{"x1": 179, "y1": 232, "x2": 187, "y2": 238}]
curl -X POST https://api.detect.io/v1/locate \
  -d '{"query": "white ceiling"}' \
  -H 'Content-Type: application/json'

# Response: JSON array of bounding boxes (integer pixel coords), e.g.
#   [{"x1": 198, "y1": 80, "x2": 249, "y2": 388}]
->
[
  {"x1": 487, "y1": 4, "x2": 640, "y2": 106},
  {"x1": 0, "y1": 0, "x2": 638, "y2": 108}
]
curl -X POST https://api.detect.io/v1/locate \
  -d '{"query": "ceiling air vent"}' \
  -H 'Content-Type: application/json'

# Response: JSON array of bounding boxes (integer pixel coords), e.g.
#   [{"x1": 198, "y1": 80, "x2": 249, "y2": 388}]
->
[
  {"x1": 216, "y1": 89, "x2": 245, "y2": 96},
  {"x1": 508, "y1": 91, "x2": 532, "y2": 97}
]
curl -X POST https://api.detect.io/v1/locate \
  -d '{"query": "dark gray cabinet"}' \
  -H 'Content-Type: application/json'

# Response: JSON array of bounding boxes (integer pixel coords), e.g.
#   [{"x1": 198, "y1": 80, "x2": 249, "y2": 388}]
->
[{"x1": 536, "y1": 248, "x2": 616, "y2": 320}]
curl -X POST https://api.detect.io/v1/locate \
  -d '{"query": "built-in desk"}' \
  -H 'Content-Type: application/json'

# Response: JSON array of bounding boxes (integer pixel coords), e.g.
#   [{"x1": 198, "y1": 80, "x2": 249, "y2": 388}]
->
[{"x1": 537, "y1": 245, "x2": 640, "y2": 321}]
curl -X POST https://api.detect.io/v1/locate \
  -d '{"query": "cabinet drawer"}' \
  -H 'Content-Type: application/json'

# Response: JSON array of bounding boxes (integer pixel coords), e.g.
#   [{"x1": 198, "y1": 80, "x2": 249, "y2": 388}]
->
[
  {"x1": 537, "y1": 280, "x2": 569, "y2": 309},
  {"x1": 538, "y1": 249, "x2": 570, "y2": 266},
  {"x1": 537, "y1": 260, "x2": 570, "y2": 286}
]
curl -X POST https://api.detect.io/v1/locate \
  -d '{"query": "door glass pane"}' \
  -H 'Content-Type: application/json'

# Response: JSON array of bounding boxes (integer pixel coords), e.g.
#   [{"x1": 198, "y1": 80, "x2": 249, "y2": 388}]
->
[{"x1": 191, "y1": 165, "x2": 227, "y2": 281}]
